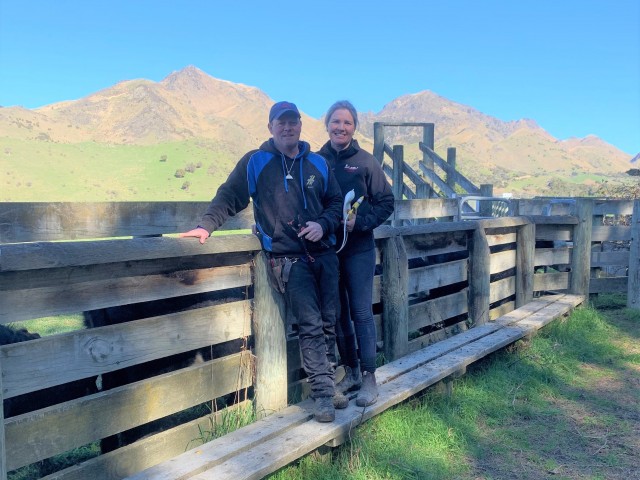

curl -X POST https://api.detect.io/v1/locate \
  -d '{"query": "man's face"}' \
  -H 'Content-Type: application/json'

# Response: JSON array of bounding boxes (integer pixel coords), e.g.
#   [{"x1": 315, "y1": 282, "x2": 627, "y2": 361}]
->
[{"x1": 268, "y1": 112, "x2": 302, "y2": 154}]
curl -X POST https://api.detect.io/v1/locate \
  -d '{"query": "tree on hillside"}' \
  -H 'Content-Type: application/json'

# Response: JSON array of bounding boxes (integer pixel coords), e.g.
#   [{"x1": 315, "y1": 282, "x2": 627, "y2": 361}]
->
[{"x1": 595, "y1": 178, "x2": 640, "y2": 199}]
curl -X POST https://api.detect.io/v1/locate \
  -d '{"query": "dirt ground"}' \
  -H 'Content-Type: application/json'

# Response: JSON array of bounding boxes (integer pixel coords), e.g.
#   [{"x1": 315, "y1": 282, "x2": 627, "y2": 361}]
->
[{"x1": 471, "y1": 313, "x2": 640, "y2": 480}]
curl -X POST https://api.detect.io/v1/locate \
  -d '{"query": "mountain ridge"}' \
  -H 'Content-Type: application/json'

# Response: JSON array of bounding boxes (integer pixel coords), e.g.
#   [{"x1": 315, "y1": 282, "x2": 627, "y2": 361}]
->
[{"x1": 0, "y1": 65, "x2": 633, "y2": 200}]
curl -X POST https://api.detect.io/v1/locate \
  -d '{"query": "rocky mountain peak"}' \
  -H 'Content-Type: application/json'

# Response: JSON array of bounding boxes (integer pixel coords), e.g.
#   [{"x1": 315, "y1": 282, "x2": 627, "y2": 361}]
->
[{"x1": 162, "y1": 65, "x2": 212, "y2": 92}]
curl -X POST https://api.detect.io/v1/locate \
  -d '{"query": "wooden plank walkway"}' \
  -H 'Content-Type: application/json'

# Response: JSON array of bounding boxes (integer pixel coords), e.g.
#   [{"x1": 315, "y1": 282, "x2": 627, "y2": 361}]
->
[{"x1": 126, "y1": 294, "x2": 584, "y2": 480}]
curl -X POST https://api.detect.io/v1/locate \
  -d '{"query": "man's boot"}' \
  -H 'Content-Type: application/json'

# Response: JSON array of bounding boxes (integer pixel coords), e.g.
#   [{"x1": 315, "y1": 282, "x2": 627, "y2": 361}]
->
[
  {"x1": 314, "y1": 396, "x2": 335, "y2": 422},
  {"x1": 356, "y1": 371, "x2": 378, "y2": 407},
  {"x1": 336, "y1": 365, "x2": 362, "y2": 394},
  {"x1": 333, "y1": 390, "x2": 349, "y2": 409}
]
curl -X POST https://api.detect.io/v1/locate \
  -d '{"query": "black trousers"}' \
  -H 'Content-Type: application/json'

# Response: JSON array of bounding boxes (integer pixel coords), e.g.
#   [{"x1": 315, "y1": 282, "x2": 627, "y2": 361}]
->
[
  {"x1": 284, "y1": 252, "x2": 339, "y2": 398},
  {"x1": 337, "y1": 247, "x2": 378, "y2": 373}
]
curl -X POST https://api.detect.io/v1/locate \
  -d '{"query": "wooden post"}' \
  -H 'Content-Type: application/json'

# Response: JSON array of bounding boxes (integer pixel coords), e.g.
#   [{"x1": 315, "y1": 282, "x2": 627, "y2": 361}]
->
[
  {"x1": 252, "y1": 251, "x2": 288, "y2": 418},
  {"x1": 391, "y1": 145, "x2": 404, "y2": 228},
  {"x1": 516, "y1": 222, "x2": 535, "y2": 307},
  {"x1": 480, "y1": 184, "x2": 493, "y2": 218},
  {"x1": 446, "y1": 148, "x2": 457, "y2": 192},
  {"x1": 0, "y1": 355, "x2": 6, "y2": 480},
  {"x1": 570, "y1": 198, "x2": 593, "y2": 296},
  {"x1": 392, "y1": 145, "x2": 404, "y2": 200},
  {"x1": 382, "y1": 235, "x2": 409, "y2": 361},
  {"x1": 422, "y1": 123, "x2": 435, "y2": 150},
  {"x1": 628, "y1": 200, "x2": 640, "y2": 309},
  {"x1": 414, "y1": 183, "x2": 429, "y2": 225},
  {"x1": 373, "y1": 122, "x2": 385, "y2": 165},
  {"x1": 469, "y1": 225, "x2": 491, "y2": 325},
  {"x1": 422, "y1": 124, "x2": 435, "y2": 192}
]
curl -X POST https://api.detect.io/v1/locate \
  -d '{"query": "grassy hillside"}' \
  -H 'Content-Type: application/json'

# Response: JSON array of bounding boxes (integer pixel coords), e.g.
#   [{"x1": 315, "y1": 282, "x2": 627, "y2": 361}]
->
[
  {"x1": 1, "y1": 136, "x2": 634, "y2": 202},
  {"x1": 1, "y1": 138, "x2": 237, "y2": 201}
]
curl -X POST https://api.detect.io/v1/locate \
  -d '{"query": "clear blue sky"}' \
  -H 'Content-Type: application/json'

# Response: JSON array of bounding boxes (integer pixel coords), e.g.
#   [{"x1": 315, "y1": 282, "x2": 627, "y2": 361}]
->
[{"x1": 1, "y1": 0, "x2": 638, "y2": 155}]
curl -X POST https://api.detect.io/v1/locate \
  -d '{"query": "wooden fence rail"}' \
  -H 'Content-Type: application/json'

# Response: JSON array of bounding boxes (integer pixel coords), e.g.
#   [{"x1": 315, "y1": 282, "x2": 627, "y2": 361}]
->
[{"x1": 0, "y1": 197, "x2": 638, "y2": 479}]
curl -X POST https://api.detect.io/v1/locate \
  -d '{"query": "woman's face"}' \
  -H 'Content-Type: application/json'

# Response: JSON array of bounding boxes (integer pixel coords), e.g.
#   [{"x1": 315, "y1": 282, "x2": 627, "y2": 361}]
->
[{"x1": 327, "y1": 108, "x2": 356, "y2": 151}]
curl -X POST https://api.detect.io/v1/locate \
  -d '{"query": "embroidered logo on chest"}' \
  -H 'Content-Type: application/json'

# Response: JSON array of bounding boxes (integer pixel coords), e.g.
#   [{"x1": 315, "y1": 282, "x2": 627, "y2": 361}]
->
[
  {"x1": 306, "y1": 175, "x2": 316, "y2": 188},
  {"x1": 344, "y1": 164, "x2": 358, "y2": 172}
]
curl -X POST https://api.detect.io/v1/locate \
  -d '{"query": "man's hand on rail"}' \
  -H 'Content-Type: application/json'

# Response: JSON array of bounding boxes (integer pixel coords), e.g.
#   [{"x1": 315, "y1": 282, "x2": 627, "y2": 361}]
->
[{"x1": 179, "y1": 227, "x2": 210, "y2": 244}]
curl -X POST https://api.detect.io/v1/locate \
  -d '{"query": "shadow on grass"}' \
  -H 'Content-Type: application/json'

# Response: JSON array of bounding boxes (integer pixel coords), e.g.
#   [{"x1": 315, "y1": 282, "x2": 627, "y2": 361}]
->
[{"x1": 270, "y1": 298, "x2": 639, "y2": 480}]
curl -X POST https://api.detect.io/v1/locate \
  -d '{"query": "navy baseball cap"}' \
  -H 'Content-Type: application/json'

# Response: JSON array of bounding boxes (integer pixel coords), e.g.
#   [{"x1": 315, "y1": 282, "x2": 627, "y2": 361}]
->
[{"x1": 269, "y1": 101, "x2": 300, "y2": 122}]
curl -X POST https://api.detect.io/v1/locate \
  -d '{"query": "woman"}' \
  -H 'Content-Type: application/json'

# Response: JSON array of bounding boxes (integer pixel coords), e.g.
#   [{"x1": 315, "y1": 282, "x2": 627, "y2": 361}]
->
[{"x1": 318, "y1": 100, "x2": 394, "y2": 407}]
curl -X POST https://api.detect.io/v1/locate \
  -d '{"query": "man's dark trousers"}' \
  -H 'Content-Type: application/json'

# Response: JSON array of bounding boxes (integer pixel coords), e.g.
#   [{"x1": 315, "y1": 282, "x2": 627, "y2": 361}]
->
[{"x1": 284, "y1": 252, "x2": 338, "y2": 399}]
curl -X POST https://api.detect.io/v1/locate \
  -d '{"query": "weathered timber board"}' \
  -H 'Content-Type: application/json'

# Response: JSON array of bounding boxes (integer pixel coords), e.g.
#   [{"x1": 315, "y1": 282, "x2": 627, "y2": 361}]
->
[
  {"x1": 6, "y1": 352, "x2": 253, "y2": 470},
  {"x1": 535, "y1": 247, "x2": 571, "y2": 267},
  {"x1": 490, "y1": 249, "x2": 516, "y2": 275},
  {"x1": 593, "y1": 200, "x2": 635, "y2": 216},
  {"x1": 486, "y1": 232, "x2": 517, "y2": 247},
  {"x1": 2, "y1": 300, "x2": 251, "y2": 397},
  {"x1": 535, "y1": 224, "x2": 573, "y2": 242},
  {"x1": 408, "y1": 290, "x2": 468, "y2": 331},
  {"x1": 0, "y1": 202, "x2": 256, "y2": 243},
  {"x1": 533, "y1": 272, "x2": 570, "y2": 292},
  {"x1": 1, "y1": 264, "x2": 252, "y2": 324},
  {"x1": 372, "y1": 275, "x2": 381, "y2": 303},
  {"x1": 590, "y1": 251, "x2": 630, "y2": 268},
  {"x1": 590, "y1": 277, "x2": 629, "y2": 294},
  {"x1": 407, "y1": 259, "x2": 467, "y2": 295},
  {"x1": 516, "y1": 199, "x2": 633, "y2": 216},
  {"x1": 0, "y1": 252, "x2": 253, "y2": 293},
  {"x1": 0, "y1": 235, "x2": 260, "y2": 272},
  {"x1": 44, "y1": 401, "x2": 253, "y2": 480},
  {"x1": 591, "y1": 225, "x2": 631, "y2": 242},
  {"x1": 392, "y1": 198, "x2": 458, "y2": 220},
  {"x1": 490, "y1": 276, "x2": 516, "y2": 304},
  {"x1": 490, "y1": 301, "x2": 516, "y2": 320},
  {"x1": 401, "y1": 230, "x2": 468, "y2": 260},
  {"x1": 408, "y1": 319, "x2": 470, "y2": 353},
  {"x1": 374, "y1": 221, "x2": 476, "y2": 240}
]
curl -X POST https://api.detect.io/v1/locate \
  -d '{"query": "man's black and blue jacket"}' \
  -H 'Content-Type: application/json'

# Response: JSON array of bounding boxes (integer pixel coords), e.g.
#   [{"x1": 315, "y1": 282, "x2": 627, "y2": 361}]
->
[{"x1": 199, "y1": 139, "x2": 343, "y2": 257}]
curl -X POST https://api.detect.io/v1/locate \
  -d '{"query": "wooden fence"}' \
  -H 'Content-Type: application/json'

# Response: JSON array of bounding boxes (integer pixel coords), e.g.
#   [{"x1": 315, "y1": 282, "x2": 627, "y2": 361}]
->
[
  {"x1": 372, "y1": 121, "x2": 509, "y2": 223},
  {"x1": 0, "y1": 197, "x2": 638, "y2": 479}
]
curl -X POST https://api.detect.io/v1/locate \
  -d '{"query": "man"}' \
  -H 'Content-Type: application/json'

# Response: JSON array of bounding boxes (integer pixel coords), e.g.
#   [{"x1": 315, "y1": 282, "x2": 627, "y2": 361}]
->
[{"x1": 180, "y1": 101, "x2": 343, "y2": 422}]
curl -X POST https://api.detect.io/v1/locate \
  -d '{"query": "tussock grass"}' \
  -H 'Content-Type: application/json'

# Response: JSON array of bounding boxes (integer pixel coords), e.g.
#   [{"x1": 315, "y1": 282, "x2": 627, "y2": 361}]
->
[
  {"x1": 270, "y1": 294, "x2": 639, "y2": 480},
  {"x1": 192, "y1": 401, "x2": 257, "y2": 446}
]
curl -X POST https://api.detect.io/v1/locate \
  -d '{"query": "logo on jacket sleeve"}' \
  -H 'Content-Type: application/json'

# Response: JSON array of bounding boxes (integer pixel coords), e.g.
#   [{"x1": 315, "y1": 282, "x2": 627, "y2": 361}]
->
[{"x1": 306, "y1": 175, "x2": 316, "y2": 188}]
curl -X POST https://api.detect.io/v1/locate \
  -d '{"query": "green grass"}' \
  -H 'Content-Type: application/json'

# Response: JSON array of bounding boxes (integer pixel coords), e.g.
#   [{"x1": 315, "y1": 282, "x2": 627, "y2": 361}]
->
[
  {"x1": 9, "y1": 314, "x2": 85, "y2": 336},
  {"x1": 2, "y1": 136, "x2": 633, "y2": 202},
  {"x1": 269, "y1": 294, "x2": 639, "y2": 480},
  {"x1": 1, "y1": 137, "x2": 236, "y2": 201}
]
